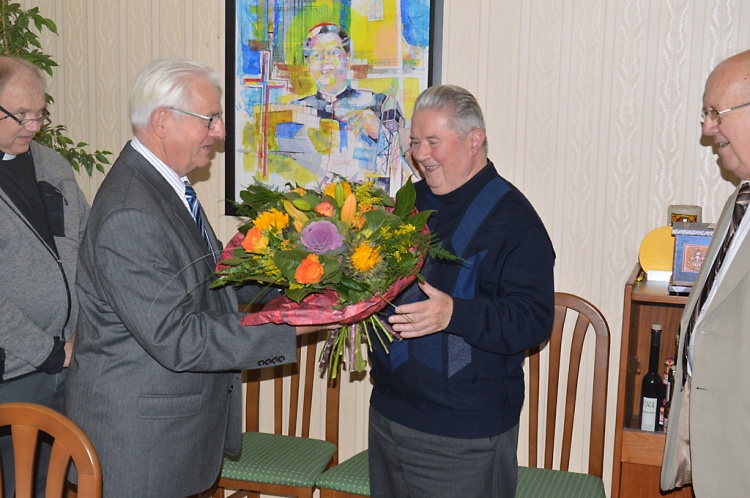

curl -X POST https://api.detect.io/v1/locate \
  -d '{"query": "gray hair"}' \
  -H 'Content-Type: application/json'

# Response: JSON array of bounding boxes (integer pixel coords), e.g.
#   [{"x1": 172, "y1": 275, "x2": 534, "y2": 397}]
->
[
  {"x1": 128, "y1": 57, "x2": 221, "y2": 130},
  {"x1": 0, "y1": 56, "x2": 47, "y2": 98},
  {"x1": 414, "y1": 84, "x2": 488, "y2": 153}
]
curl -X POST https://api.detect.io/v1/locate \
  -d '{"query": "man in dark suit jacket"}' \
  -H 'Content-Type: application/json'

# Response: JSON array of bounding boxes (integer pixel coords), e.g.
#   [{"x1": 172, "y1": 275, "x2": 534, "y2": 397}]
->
[
  {"x1": 662, "y1": 49, "x2": 750, "y2": 496},
  {"x1": 64, "y1": 57, "x2": 326, "y2": 497}
]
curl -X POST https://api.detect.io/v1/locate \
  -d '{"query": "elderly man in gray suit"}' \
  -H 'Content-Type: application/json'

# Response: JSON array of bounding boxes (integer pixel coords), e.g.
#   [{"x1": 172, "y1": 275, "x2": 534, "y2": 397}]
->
[
  {"x1": 662, "y1": 49, "x2": 750, "y2": 496},
  {"x1": 64, "y1": 57, "x2": 328, "y2": 497}
]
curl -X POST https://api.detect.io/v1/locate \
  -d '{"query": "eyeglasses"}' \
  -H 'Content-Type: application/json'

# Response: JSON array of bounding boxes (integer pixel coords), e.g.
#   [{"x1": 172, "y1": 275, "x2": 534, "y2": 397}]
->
[
  {"x1": 701, "y1": 101, "x2": 750, "y2": 124},
  {"x1": 166, "y1": 107, "x2": 223, "y2": 130},
  {"x1": 309, "y1": 47, "x2": 346, "y2": 62},
  {"x1": 0, "y1": 104, "x2": 50, "y2": 127}
]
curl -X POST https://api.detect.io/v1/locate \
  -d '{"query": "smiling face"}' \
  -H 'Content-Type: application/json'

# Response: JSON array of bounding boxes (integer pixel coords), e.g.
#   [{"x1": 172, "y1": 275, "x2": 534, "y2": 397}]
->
[
  {"x1": 307, "y1": 32, "x2": 349, "y2": 96},
  {"x1": 0, "y1": 69, "x2": 46, "y2": 156},
  {"x1": 409, "y1": 107, "x2": 487, "y2": 195},
  {"x1": 161, "y1": 76, "x2": 225, "y2": 177},
  {"x1": 702, "y1": 56, "x2": 750, "y2": 181}
]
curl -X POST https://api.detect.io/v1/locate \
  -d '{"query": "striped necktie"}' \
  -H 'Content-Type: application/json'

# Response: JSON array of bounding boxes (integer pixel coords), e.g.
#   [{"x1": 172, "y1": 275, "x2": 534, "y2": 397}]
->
[
  {"x1": 184, "y1": 182, "x2": 216, "y2": 262},
  {"x1": 683, "y1": 182, "x2": 750, "y2": 384}
]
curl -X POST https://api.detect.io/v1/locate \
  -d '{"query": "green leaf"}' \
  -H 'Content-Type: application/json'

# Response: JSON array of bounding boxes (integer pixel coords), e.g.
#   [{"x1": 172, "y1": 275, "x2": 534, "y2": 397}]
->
[
  {"x1": 407, "y1": 209, "x2": 434, "y2": 232},
  {"x1": 273, "y1": 249, "x2": 310, "y2": 281},
  {"x1": 361, "y1": 209, "x2": 395, "y2": 235},
  {"x1": 286, "y1": 286, "x2": 315, "y2": 303},
  {"x1": 393, "y1": 177, "x2": 416, "y2": 218}
]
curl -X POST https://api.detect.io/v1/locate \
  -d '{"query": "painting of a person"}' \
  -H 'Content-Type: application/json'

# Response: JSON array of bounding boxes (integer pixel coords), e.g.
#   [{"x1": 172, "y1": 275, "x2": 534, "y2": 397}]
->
[{"x1": 292, "y1": 23, "x2": 407, "y2": 191}]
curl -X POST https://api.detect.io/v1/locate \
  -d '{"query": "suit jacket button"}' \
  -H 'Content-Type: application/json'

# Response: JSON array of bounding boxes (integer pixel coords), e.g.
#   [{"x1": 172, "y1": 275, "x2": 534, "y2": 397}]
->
[{"x1": 228, "y1": 385, "x2": 234, "y2": 393}]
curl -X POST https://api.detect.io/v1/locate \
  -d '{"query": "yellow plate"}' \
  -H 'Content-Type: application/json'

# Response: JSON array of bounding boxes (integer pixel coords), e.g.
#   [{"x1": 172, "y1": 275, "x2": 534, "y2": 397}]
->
[{"x1": 639, "y1": 226, "x2": 674, "y2": 272}]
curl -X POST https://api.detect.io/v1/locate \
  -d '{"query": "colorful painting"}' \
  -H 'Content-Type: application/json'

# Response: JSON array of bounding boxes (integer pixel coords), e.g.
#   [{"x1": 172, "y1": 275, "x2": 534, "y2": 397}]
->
[{"x1": 226, "y1": 0, "x2": 439, "y2": 209}]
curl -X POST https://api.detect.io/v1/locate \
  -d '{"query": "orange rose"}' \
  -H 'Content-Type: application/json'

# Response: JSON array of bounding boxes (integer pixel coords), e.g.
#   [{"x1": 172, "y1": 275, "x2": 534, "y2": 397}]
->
[
  {"x1": 295, "y1": 254, "x2": 325, "y2": 284},
  {"x1": 315, "y1": 201, "x2": 335, "y2": 217},
  {"x1": 242, "y1": 227, "x2": 269, "y2": 253}
]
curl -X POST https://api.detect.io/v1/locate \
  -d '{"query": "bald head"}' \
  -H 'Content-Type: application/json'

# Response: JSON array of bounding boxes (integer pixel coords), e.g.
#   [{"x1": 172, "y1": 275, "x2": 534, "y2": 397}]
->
[
  {"x1": 0, "y1": 56, "x2": 46, "y2": 100},
  {"x1": 703, "y1": 50, "x2": 750, "y2": 181}
]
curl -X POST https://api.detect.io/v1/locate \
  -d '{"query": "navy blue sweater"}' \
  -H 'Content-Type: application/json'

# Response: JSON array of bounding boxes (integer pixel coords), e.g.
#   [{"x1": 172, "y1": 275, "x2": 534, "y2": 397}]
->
[{"x1": 370, "y1": 163, "x2": 555, "y2": 438}]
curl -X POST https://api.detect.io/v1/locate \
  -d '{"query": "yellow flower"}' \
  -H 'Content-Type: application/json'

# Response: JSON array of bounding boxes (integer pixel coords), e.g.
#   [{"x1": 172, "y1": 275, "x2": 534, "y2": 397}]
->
[
  {"x1": 324, "y1": 181, "x2": 352, "y2": 199},
  {"x1": 395, "y1": 224, "x2": 416, "y2": 236},
  {"x1": 351, "y1": 242, "x2": 381, "y2": 272},
  {"x1": 354, "y1": 181, "x2": 381, "y2": 205},
  {"x1": 279, "y1": 239, "x2": 295, "y2": 250},
  {"x1": 253, "y1": 208, "x2": 289, "y2": 231},
  {"x1": 350, "y1": 215, "x2": 366, "y2": 230}
]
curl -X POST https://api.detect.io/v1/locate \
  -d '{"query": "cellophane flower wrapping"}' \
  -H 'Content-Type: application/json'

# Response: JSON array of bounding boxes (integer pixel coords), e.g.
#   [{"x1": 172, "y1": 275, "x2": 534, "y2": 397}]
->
[{"x1": 213, "y1": 178, "x2": 455, "y2": 377}]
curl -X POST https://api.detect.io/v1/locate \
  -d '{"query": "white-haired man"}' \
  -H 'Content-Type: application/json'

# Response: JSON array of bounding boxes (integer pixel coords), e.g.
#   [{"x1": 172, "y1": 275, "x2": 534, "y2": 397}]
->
[
  {"x1": 370, "y1": 85, "x2": 556, "y2": 497},
  {"x1": 65, "y1": 57, "x2": 324, "y2": 497}
]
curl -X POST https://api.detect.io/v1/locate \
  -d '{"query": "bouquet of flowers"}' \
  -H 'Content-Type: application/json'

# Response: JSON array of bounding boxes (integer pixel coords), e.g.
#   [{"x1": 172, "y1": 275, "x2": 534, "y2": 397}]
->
[{"x1": 213, "y1": 178, "x2": 456, "y2": 377}]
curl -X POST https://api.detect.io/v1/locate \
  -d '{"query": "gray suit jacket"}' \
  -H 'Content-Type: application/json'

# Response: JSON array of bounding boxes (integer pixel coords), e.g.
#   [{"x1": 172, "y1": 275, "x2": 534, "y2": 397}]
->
[
  {"x1": 662, "y1": 183, "x2": 750, "y2": 495},
  {"x1": 65, "y1": 143, "x2": 296, "y2": 497}
]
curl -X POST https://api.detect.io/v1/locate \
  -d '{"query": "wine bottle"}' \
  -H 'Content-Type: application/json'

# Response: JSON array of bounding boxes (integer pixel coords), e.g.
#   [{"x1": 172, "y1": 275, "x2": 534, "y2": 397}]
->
[
  {"x1": 640, "y1": 323, "x2": 662, "y2": 431},
  {"x1": 659, "y1": 357, "x2": 674, "y2": 431}
]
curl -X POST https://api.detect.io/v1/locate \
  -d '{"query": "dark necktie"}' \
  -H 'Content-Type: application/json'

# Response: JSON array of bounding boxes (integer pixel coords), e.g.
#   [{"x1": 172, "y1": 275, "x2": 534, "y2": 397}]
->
[
  {"x1": 184, "y1": 182, "x2": 216, "y2": 262},
  {"x1": 683, "y1": 182, "x2": 750, "y2": 383}
]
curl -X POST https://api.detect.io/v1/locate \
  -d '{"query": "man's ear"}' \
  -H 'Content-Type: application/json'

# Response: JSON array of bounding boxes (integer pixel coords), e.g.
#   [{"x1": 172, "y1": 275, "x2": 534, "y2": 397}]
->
[
  {"x1": 469, "y1": 129, "x2": 486, "y2": 152},
  {"x1": 151, "y1": 108, "x2": 170, "y2": 139}
]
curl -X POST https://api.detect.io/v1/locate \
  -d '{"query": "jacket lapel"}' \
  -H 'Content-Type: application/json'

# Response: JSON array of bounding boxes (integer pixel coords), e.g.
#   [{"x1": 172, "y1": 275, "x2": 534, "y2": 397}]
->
[
  {"x1": 121, "y1": 143, "x2": 218, "y2": 272},
  {"x1": 701, "y1": 184, "x2": 747, "y2": 319}
]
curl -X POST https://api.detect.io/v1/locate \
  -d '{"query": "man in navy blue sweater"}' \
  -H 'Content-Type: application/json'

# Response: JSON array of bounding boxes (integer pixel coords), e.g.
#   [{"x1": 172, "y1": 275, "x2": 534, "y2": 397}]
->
[{"x1": 369, "y1": 85, "x2": 556, "y2": 497}]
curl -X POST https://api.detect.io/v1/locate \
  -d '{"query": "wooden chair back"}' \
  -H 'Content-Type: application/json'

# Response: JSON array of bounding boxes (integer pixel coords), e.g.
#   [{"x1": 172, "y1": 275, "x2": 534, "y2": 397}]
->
[
  {"x1": 245, "y1": 330, "x2": 342, "y2": 464},
  {"x1": 526, "y1": 292, "x2": 610, "y2": 478},
  {"x1": 0, "y1": 402, "x2": 102, "y2": 498}
]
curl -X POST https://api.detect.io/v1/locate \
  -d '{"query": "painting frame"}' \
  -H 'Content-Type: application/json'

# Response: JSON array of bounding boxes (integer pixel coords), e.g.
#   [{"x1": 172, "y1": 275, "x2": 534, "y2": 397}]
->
[{"x1": 224, "y1": 0, "x2": 443, "y2": 214}]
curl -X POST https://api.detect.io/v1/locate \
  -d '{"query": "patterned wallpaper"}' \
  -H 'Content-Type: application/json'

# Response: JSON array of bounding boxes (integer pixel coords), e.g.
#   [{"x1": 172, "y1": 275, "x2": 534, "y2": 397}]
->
[{"x1": 28, "y1": 0, "x2": 750, "y2": 494}]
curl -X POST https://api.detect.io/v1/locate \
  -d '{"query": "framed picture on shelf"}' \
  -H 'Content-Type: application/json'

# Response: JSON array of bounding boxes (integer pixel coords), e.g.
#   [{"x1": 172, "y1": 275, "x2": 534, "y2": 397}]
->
[
  {"x1": 224, "y1": 0, "x2": 443, "y2": 213},
  {"x1": 671, "y1": 222, "x2": 714, "y2": 286}
]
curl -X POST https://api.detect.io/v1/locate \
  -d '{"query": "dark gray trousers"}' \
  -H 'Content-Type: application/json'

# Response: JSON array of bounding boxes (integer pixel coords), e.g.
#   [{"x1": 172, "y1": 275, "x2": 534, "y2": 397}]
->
[{"x1": 369, "y1": 406, "x2": 519, "y2": 498}]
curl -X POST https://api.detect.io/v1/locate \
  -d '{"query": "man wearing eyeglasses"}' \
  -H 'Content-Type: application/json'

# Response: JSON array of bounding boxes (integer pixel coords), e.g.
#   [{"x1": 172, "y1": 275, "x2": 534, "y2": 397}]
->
[
  {"x1": 290, "y1": 23, "x2": 408, "y2": 193},
  {"x1": 662, "y1": 49, "x2": 750, "y2": 496},
  {"x1": 64, "y1": 57, "x2": 331, "y2": 497},
  {"x1": 0, "y1": 56, "x2": 89, "y2": 497}
]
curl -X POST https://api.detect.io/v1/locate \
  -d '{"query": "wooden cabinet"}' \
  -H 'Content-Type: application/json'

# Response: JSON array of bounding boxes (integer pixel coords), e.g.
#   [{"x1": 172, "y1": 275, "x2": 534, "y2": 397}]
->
[{"x1": 611, "y1": 265, "x2": 695, "y2": 498}]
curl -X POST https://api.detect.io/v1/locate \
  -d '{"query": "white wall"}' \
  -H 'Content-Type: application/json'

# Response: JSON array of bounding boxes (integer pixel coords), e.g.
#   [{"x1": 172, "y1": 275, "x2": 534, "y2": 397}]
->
[{"x1": 26, "y1": 0, "x2": 750, "y2": 495}]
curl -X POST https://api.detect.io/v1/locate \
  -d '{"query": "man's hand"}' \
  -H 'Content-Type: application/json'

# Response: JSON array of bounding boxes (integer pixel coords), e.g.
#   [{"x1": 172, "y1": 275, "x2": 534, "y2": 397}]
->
[
  {"x1": 64, "y1": 334, "x2": 75, "y2": 368},
  {"x1": 388, "y1": 281, "x2": 453, "y2": 338}
]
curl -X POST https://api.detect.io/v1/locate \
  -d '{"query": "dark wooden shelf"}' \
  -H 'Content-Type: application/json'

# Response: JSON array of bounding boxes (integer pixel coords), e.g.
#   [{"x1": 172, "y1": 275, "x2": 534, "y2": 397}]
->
[{"x1": 611, "y1": 264, "x2": 694, "y2": 498}]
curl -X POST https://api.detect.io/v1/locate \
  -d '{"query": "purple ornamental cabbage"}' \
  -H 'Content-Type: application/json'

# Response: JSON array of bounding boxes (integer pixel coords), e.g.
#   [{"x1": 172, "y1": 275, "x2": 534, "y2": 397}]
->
[{"x1": 300, "y1": 221, "x2": 345, "y2": 254}]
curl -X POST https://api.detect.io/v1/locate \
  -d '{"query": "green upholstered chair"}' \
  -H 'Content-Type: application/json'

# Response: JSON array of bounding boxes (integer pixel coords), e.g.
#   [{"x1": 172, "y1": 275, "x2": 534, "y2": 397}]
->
[
  {"x1": 210, "y1": 330, "x2": 341, "y2": 498},
  {"x1": 517, "y1": 466, "x2": 606, "y2": 497},
  {"x1": 518, "y1": 292, "x2": 610, "y2": 498},
  {"x1": 315, "y1": 449, "x2": 370, "y2": 497}
]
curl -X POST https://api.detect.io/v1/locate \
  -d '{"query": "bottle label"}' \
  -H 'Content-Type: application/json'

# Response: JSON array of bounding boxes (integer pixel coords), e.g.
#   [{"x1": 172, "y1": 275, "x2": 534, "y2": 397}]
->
[{"x1": 641, "y1": 397, "x2": 658, "y2": 431}]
